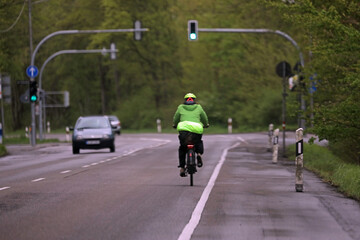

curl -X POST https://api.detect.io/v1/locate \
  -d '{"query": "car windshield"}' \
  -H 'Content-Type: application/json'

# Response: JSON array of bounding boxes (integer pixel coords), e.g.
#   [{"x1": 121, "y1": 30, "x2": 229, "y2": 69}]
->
[
  {"x1": 76, "y1": 117, "x2": 110, "y2": 129},
  {"x1": 108, "y1": 116, "x2": 118, "y2": 121}
]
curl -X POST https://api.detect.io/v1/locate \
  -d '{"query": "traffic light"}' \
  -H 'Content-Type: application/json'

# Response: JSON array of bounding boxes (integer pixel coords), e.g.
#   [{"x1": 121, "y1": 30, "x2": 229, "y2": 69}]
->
[
  {"x1": 29, "y1": 81, "x2": 38, "y2": 102},
  {"x1": 188, "y1": 20, "x2": 198, "y2": 41}
]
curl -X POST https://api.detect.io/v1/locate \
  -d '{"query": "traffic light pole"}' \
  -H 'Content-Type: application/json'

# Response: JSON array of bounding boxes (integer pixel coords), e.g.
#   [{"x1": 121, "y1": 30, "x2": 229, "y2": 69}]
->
[
  {"x1": 29, "y1": 25, "x2": 148, "y2": 145},
  {"x1": 37, "y1": 48, "x2": 118, "y2": 140},
  {"x1": 197, "y1": 28, "x2": 304, "y2": 67},
  {"x1": 191, "y1": 25, "x2": 306, "y2": 147}
]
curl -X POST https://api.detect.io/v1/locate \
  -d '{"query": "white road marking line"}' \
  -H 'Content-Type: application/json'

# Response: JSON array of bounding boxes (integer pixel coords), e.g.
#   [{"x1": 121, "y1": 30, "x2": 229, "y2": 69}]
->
[
  {"x1": 0, "y1": 187, "x2": 10, "y2": 191},
  {"x1": 177, "y1": 142, "x2": 240, "y2": 240},
  {"x1": 31, "y1": 178, "x2": 45, "y2": 182},
  {"x1": 76, "y1": 139, "x2": 171, "y2": 171},
  {"x1": 60, "y1": 170, "x2": 71, "y2": 174},
  {"x1": 237, "y1": 136, "x2": 248, "y2": 144}
]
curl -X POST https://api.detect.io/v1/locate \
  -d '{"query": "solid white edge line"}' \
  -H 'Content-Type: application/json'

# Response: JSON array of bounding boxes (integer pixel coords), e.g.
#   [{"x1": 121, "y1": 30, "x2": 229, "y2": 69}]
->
[
  {"x1": 31, "y1": 178, "x2": 45, "y2": 182},
  {"x1": 0, "y1": 187, "x2": 10, "y2": 191},
  {"x1": 177, "y1": 142, "x2": 240, "y2": 240}
]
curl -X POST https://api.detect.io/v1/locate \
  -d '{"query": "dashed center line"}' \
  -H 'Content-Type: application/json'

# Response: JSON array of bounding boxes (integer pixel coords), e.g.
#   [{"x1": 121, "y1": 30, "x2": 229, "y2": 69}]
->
[
  {"x1": 3, "y1": 138, "x2": 171, "y2": 191},
  {"x1": 31, "y1": 178, "x2": 45, "y2": 182}
]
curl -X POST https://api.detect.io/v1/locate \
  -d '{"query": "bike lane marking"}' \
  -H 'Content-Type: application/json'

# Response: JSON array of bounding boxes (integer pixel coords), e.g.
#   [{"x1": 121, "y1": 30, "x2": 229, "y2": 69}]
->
[{"x1": 178, "y1": 142, "x2": 240, "y2": 240}]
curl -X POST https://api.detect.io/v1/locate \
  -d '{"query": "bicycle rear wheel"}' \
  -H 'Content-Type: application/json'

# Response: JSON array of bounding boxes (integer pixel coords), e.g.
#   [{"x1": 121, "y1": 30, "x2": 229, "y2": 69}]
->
[{"x1": 187, "y1": 148, "x2": 196, "y2": 186}]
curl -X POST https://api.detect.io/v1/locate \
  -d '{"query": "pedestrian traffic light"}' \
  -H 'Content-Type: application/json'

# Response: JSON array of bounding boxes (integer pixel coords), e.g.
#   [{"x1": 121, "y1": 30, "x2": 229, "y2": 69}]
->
[
  {"x1": 188, "y1": 20, "x2": 198, "y2": 41},
  {"x1": 29, "y1": 81, "x2": 38, "y2": 102}
]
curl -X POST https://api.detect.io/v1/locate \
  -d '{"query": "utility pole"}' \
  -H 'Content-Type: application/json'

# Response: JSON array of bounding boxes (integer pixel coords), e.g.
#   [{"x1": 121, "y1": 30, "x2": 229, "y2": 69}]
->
[{"x1": 28, "y1": 0, "x2": 36, "y2": 146}]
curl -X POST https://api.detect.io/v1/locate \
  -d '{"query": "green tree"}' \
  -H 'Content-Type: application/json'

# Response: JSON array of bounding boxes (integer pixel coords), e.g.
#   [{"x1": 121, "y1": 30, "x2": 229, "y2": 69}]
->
[{"x1": 268, "y1": 0, "x2": 360, "y2": 163}]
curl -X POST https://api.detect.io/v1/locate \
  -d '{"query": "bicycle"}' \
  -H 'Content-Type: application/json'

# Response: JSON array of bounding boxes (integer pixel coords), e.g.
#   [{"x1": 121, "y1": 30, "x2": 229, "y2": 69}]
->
[
  {"x1": 174, "y1": 125, "x2": 208, "y2": 186},
  {"x1": 183, "y1": 133, "x2": 204, "y2": 186},
  {"x1": 186, "y1": 143, "x2": 197, "y2": 186}
]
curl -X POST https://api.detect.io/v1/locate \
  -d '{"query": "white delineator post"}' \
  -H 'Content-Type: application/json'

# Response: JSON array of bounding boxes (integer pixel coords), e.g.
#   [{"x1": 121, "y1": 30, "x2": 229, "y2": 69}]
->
[
  {"x1": 268, "y1": 124, "x2": 274, "y2": 151},
  {"x1": 25, "y1": 127, "x2": 29, "y2": 138},
  {"x1": 228, "y1": 118, "x2": 232, "y2": 134},
  {"x1": 156, "y1": 119, "x2": 162, "y2": 133},
  {"x1": 47, "y1": 121, "x2": 51, "y2": 133},
  {"x1": 295, "y1": 128, "x2": 304, "y2": 192},
  {"x1": 272, "y1": 128, "x2": 279, "y2": 164},
  {"x1": 66, "y1": 127, "x2": 70, "y2": 142}
]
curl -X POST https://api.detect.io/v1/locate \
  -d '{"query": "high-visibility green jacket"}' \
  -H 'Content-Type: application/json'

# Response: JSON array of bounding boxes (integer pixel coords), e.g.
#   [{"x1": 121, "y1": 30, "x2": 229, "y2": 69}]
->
[{"x1": 173, "y1": 104, "x2": 209, "y2": 134}]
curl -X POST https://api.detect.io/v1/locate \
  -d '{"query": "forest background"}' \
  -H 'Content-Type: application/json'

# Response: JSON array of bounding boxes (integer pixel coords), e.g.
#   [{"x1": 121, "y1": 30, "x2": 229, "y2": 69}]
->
[{"x1": 0, "y1": 0, "x2": 359, "y2": 162}]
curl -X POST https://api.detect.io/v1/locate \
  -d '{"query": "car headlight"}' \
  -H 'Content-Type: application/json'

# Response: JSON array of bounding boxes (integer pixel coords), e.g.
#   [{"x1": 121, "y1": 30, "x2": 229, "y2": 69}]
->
[
  {"x1": 75, "y1": 135, "x2": 83, "y2": 140},
  {"x1": 102, "y1": 134, "x2": 110, "y2": 139}
]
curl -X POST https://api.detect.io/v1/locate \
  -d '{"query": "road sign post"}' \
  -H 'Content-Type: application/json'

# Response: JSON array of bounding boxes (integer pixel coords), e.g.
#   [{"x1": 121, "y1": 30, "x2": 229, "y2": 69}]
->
[
  {"x1": 276, "y1": 61, "x2": 291, "y2": 158},
  {"x1": 26, "y1": 65, "x2": 38, "y2": 78}
]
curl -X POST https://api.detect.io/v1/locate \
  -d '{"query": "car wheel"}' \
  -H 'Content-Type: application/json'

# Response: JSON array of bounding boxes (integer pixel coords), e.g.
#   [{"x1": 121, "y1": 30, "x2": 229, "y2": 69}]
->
[
  {"x1": 73, "y1": 146, "x2": 79, "y2": 154},
  {"x1": 110, "y1": 145, "x2": 115, "y2": 152}
]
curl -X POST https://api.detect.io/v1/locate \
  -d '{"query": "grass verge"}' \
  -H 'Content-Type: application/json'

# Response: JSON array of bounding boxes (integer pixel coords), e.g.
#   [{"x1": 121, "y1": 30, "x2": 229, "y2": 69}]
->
[
  {"x1": 0, "y1": 144, "x2": 7, "y2": 157},
  {"x1": 287, "y1": 143, "x2": 360, "y2": 201}
]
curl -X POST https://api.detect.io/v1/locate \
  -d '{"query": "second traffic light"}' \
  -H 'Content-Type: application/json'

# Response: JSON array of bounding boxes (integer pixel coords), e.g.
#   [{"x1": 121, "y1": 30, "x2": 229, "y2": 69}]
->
[
  {"x1": 188, "y1": 20, "x2": 198, "y2": 41},
  {"x1": 29, "y1": 81, "x2": 38, "y2": 102}
]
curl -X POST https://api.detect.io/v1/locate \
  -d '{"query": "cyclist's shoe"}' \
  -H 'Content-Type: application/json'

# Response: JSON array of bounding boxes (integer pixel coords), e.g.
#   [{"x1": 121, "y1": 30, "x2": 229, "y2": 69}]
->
[
  {"x1": 197, "y1": 154, "x2": 203, "y2": 167},
  {"x1": 180, "y1": 168, "x2": 186, "y2": 177}
]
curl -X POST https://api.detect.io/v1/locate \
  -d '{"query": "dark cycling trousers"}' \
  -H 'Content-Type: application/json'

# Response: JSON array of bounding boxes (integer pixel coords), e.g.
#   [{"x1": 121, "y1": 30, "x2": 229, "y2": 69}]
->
[{"x1": 178, "y1": 131, "x2": 204, "y2": 168}]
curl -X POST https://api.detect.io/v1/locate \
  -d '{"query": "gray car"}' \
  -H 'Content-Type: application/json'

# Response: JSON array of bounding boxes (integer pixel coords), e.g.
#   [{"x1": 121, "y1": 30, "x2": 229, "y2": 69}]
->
[{"x1": 71, "y1": 116, "x2": 115, "y2": 154}]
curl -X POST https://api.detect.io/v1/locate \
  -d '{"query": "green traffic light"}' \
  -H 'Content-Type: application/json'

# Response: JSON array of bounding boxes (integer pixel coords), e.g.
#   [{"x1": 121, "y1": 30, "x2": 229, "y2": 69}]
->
[
  {"x1": 190, "y1": 33, "x2": 197, "y2": 40},
  {"x1": 30, "y1": 95, "x2": 37, "y2": 102}
]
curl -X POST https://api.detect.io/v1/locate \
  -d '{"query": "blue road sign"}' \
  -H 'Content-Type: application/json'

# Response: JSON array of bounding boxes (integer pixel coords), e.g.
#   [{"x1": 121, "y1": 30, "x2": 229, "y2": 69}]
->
[{"x1": 26, "y1": 65, "x2": 39, "y2": 78}]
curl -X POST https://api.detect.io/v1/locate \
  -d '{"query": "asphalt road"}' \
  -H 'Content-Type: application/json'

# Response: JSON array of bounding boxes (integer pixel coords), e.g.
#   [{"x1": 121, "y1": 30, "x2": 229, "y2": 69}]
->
[{"x1": 0, "y1": 133, "x2": 359, "y2": 240}]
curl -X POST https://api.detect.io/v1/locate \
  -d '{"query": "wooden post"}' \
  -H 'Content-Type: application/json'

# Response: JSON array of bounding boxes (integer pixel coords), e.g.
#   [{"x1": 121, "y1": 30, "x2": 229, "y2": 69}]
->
[{"x1": 295, "y1": 128, "x2": 304, "y2": 192}]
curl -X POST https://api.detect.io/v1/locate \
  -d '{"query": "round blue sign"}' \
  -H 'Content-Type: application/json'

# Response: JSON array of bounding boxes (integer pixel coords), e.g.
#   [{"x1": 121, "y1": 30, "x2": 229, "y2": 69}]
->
[{"x1": 26, "y1": 65, "x2": 39, "y2": 78}]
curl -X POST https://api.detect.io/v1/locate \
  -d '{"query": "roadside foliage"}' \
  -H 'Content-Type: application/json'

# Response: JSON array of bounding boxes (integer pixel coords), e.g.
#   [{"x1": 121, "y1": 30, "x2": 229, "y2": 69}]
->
[{"x1": 268, "y1": 0, "x2": 360, "y2": 163}]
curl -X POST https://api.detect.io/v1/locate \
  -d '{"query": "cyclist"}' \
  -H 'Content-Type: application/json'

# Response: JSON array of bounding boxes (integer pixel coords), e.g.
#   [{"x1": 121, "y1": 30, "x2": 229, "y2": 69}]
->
[{"x1": 173, "y1": 93, "x2": 209, "y2": 177}]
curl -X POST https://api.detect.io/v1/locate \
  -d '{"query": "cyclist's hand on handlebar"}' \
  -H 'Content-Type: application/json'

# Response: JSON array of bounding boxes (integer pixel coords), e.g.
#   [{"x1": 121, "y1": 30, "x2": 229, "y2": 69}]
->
[
  {"x1": 204, "y1": 124, "x2": 210, "y2": 128},
  {"x1": 172, "y1": 124, "x2": 177, "y2": 129}
]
